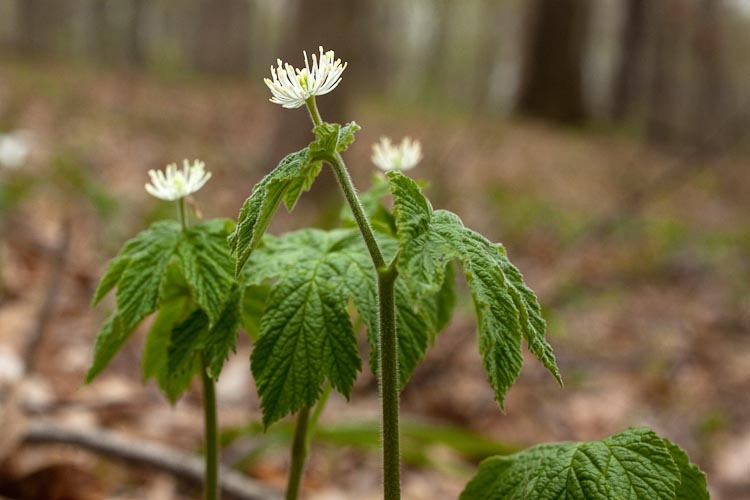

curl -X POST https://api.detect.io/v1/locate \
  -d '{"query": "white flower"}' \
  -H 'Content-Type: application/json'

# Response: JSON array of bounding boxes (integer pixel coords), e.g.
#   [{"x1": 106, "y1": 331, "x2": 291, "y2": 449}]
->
[
  {"x1": 0, "y1": 131, "x2": 31, "y2": 169},
  {"x1": 371, "y1": 137, "x2": 423, "y2": 171},
  {"x1": 145, "y1": 160, "x2": 212, "y2": 201},
  {"x1": 264, "y1": 46, "x2": 347, "y2": 109}
]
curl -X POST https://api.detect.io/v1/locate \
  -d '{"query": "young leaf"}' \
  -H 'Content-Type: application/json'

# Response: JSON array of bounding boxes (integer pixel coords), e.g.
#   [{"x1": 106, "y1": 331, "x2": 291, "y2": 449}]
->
[
  {"x1": 164, "y1": 309, "x2": 208, "y2": 402},
  {"x1": 203, "y1": 284, "x2": 242, "y2": 378},
  {"x1": 244, "y1": 229, "x2": 450, "y2": 393},
  {"x1": 460, "y1": 428, "x2": 698, "y2": 500},
  {"x1": 114, "y1": 221, "x2": 182, "y2": 332},
  {"x1": 311, "y1": 121, "x2": 361, "y2": 157},
  {"x1": 249, "y1": 243, "x2": 361, "y2": 427},
  {"x1": 178, "y1": 219, "x2": 235, "y2": 326},
  {"x1": 141, "y1": 296, "x2": 189, "y2": 383},
  {"x1": 86, "y1": 314, "x2": 128, "y2": 383},
  {"x1": 387, "y1": 171, "x2": 561, "y2": 408},
  {"x1": 228, "y1": 148, "x2": 320, "y2": 275}
]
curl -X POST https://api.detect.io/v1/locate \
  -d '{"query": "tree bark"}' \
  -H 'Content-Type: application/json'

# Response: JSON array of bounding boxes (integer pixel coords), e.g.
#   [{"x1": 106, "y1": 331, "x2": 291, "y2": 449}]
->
[
  {"x1": 192, "y1": 0, "x2": 251, "y2": 74},
  {"x1": 646, "y1": 0, "x2": 681, "y2": 144},
  {"x1": 690, "y1": 0, "x2": 729, "y2": 151},
  {"x1": 516, "y1": 0, "x2": 591, "y2": 124},
  {"x1": 15, "y1": 0, "x2": 60, "y2": 55},
  {"x1": 610, "y1": 0, "x2": 649, "y2": 121},
  {"x1": 126, "y1": 0, "x2": 147, "y2": 67}
]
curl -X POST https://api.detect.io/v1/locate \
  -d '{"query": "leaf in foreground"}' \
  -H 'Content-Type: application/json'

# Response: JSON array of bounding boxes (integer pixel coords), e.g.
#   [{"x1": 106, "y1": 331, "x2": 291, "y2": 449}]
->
[{"x1": 460, "y1": 427, "x2": 709, "y2": 500}]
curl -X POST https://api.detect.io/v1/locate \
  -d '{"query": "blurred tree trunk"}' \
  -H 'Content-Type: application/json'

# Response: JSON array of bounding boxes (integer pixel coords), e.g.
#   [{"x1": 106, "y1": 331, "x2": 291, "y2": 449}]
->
[
  {"x1": 646, "y1": 0, "x2": 681, "y2": 144},
  {"x1": 127, "y1": 0, "x2": 147, "y2": 67},
  {"x1": 422, "y1": 0, "x2": 451, "y2": 103},
  {"x1": 15, "y1": 0, "x2": 61, "y2": 55},
  {"x1": 192, "y1": 0, "x2": 251, "y2": 74},
  {"x1": 690, "y1": 0, "x2": 729, "y2": 151},
  {"x1": 265, "y1": 0, "x2": 371, "y2": 201},
  {"x1": 472, "y1": 0, "x2": 504, "y2": 111},
  {"x1": 610, "y1": 0, "x2": 648, "y2": 121},
  {"x1": 516, "y1": 0, "x2": 591, "y2": 124},
  {"x1": 88, "y1": 0, "x2": 110, "y2": 64}
]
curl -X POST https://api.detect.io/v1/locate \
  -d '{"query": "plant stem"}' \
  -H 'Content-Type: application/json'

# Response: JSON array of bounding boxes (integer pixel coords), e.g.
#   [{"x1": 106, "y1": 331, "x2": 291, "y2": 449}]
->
[
  {"x1": 285, "y1": 407, "x2": 311, "y2": 500},
  {"x1": 201, "y1": 357, "x2": 220, "y2": 500},
  {"x1": 378, "y1": 263, "x2": 400, "y2": 500},
  {"x1": 304, "y1": 97, "x2": 400, "y2": 499},
  {"x1": 178, "y1": 197, "x2": 188, "y2": 231},
  {"x1": 305, "y1": 97, "x2": 323, "y2": 127}
]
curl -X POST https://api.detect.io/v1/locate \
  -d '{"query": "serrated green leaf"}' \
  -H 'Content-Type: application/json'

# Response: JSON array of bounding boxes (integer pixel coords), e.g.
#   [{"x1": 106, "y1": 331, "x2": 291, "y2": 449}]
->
[
  {"x1": 163, "y1": 308, "x2": 207, "y2": 403},
  {"x1": 311, "y1": 121, "x2": 361, "y2": 157},
  {"x1": 229, "y1": 148, "x2": 320, "y2": 275},
  {"x1": 664, "y1": 439, "x2": 710, "y2": 500},
  {"x1": 240, "y1": 284, "x2": 269, "y2": 341},
  {"x1": 387, "y1": 171, "x2": 561, "y2": 408},
  {"x1": 141, "y1": 296, "x2": 188, "y2": 383},
  {"x1": 114, "y1": 221, "x2": 182, "y2": 332},
  {"x1": 243, "y1": 228, "x2": 450, "y2": 395},
  {"x1": 203, "y1": 284, "x2": 242, "y2": 378},
  {"x1": 91, "y1": 257, "x2": 128, "y2": 307},
  {"x1": 461, "y1": 428, "x2": 685, "y2": 500},
  {"x1": 178, "y1": 219, "x2": 234, "y2": 326},
  {"x1": 86, "y1": 314, "x2": 128, "y2": 382},
  {"x1": 250, "y1": 236, "x2": 361, "y2": 426}
]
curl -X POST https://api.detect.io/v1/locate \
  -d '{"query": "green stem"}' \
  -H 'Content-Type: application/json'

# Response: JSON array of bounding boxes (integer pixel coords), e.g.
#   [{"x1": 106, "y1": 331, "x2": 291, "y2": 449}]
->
[
  {"x1": 303, "y1": 96, "x2": 400, "y2": 499},
  {"x1": 178, "y1": 197, "x2": 188, "y2": 231},
  {"x1": 305, "y1": 97, "x2": 323, "y2": 127},
  {"x1": 378, "y1": 264, "x2": 400, "y2": 500},
  {"x1": 285, "y1": 407, "x2": 311, "y2": 500},
  {"x1": 201, "y1": 358, "x2": 220, "y2": 500}
]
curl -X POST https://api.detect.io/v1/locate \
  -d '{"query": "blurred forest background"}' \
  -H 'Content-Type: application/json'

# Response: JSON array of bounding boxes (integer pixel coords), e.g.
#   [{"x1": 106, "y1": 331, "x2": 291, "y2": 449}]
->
[{"x1": 0, "y1": 0, "x2": 749, "y2": 499}]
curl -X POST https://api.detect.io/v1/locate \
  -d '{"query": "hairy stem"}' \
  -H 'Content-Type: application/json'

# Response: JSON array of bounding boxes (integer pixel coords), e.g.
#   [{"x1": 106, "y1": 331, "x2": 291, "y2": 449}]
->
[
  {"x1": 201, "y1": 357, "x2": 220, "y2": 500},
  {"x1": 178, "y1": 197, "x2": 188, "y2": 231},
  {"x1": 285, "y1": 407, "x2": 311, "y2": 500},
  {"x1": 377, "y1": 263, "x2": 400, "y2": 500},
  {"x1": 304, "y1": 97, "x2": 400, "y2": 499}
]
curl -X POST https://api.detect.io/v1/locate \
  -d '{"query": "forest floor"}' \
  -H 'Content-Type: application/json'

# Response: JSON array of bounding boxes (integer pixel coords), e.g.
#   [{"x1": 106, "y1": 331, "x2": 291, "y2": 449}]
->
[{"x1": 0, "y1": 62, "x2": 749, "y2": 500}]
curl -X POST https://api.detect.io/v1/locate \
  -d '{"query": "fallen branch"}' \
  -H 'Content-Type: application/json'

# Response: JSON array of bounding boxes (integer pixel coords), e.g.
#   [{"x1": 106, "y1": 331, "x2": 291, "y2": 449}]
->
[{"x1": 23, "y1": 421, "x2": 281, "y2": 500}]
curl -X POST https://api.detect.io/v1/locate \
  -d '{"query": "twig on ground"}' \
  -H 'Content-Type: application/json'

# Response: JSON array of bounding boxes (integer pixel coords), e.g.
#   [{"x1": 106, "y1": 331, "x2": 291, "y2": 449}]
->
[{"x1": 23, "y1": 421, "x2": 281, "y2": 500}]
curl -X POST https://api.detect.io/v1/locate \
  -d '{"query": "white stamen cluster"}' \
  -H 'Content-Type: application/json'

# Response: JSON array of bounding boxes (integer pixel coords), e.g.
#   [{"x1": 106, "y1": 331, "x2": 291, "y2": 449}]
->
[
  {"x1": 264, "y1": 46, "x2": 347, "y2": 109},
  {"x1": 371, "y1": 137, "x2": 423, "y2": 171},
  {"x1": 0, "y1": 131, "x2": 31, "y2": 170},
  {"x1": 145, "y1": 160, "x2": 212, "y2": 201}
]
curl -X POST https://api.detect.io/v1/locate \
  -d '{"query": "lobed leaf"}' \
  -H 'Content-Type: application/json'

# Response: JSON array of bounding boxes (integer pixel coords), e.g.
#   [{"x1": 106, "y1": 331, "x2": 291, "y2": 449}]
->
[
  {"x1": 228, "y1": 148, "x2": 320, "y2": 275},
  {"x1": 178, "y1": 219, "x2": 235, "y2": 326},
  {"x1": 460, "y1": 428, "x2": 707, "y2": 500},
  {"x1": 387, "y1": 171, "x2": 561, "y2": 408},
  {"x1": 311, "y1": 121, "x2": 361, "y2": 157},
  {"x1": 86, "y1": 314, "x2": 128, "y2": 383}
]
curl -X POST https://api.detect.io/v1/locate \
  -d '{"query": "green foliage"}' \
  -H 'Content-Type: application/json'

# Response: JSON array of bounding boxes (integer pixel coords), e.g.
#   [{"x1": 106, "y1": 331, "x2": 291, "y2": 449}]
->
[
  {"x1": 387, "y1": 171, "x2": 561, "y2": 409},
  {"x1": 310, "y1": 121, "x2": 361, "y2": 156},
  {"x1": 460, "y1": 428, "x2": 709, "y2": 500},
  {"x1": 242, "y1": 228, "x2": 455, "y2": 426},
  {"x1": 85, "y1": 314, "x2": 127, "y2": 382},
  {"x1": 89, "y1": 218, "x2": 238, "y2": 402},
  {"x1": 228, "y1": 148, "x2": 322, "y2": 275}
]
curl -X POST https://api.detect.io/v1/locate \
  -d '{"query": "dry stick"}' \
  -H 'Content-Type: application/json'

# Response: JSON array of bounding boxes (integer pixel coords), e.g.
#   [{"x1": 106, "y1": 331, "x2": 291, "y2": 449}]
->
[{"x1": 23, "y1": 422, "x2": 281, "y2": 500}]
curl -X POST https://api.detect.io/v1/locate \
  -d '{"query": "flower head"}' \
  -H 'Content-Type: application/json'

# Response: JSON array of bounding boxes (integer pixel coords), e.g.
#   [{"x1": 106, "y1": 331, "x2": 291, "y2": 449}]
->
[
  {"x1": 264, "y1": 46, "x2": 347, "y2": 109},
  {"x1": 145, "y1": 160, "x2": 211, "y2": 201},
  {"x1": 0, "y1": 131, "x2": 31, "y2": 170},
  {"x1": 371, "y1": 137, "x2": 423, "y2": 171}
]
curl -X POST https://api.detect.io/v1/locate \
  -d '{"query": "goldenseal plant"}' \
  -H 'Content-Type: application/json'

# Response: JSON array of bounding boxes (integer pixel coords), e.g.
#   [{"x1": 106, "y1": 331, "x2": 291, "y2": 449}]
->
[
  {"x1": 88, "y1": 46, "x2": 711, "y2": 500},
  {"x1": 89, "y1": 160, "x2": 238, "y2": 500},
  {"x1": 230, "y1": 47, "x2": 710, "y2": 500}
]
